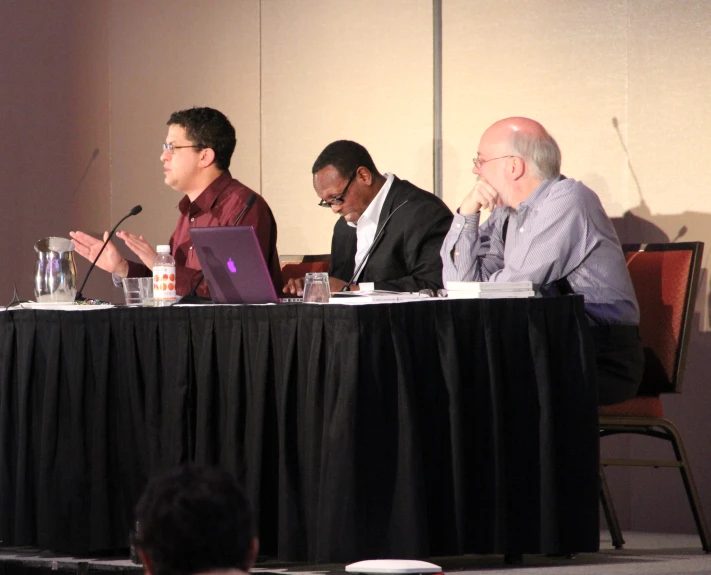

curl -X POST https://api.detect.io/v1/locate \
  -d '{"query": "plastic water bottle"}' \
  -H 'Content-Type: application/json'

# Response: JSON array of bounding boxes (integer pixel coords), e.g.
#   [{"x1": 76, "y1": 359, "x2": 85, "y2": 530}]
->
[{"x1": 153, "y1": 245, "x2": 176, "y2": 306}]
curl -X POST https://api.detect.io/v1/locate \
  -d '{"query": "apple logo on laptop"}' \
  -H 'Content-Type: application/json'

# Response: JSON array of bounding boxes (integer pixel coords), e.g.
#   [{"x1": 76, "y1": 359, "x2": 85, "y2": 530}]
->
[{"x1": 226, "y1": 257, "x2": 237, "y2": 273}]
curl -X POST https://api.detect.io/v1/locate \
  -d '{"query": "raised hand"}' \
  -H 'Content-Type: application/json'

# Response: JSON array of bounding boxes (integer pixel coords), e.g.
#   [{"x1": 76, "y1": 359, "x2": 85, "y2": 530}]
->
[
  {"x1": 69, "y1": 230, "x2": 128, "y2": 277},
  {"x1": 116, "y1": 231, "x2": 157, "y2": 269}
]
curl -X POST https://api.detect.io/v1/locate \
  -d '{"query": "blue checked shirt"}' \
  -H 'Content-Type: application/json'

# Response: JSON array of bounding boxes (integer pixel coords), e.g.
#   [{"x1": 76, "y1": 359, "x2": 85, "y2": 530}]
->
[{"x1": 441, "y1": 176, "x2": 639, "y2": 325}]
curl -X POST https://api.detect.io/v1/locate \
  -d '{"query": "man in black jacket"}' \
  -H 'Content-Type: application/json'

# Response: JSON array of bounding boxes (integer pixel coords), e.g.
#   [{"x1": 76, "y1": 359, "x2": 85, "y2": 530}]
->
[{"x1": 284, "y1": 140, "x2": 453, "y2": 294}]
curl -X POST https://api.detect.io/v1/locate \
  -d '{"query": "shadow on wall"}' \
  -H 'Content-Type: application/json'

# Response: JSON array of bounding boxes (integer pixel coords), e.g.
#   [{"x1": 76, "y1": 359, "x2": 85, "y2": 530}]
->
[{"x1": 602, "y1": 204, "x2": 711, "y2": 537}]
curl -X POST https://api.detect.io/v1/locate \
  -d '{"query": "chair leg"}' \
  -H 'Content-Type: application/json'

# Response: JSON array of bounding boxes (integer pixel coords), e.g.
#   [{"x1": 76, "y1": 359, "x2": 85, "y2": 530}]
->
[
  {"x1": 599, "y1": 467, "x2": 625, "y2": 549},
  {"x1": 661, "y1": 420, "x2": 711, "y2": 553}
]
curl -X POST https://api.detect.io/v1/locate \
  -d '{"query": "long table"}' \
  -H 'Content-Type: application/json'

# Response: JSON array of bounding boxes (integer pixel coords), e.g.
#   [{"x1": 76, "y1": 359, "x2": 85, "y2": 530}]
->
[{"x1": 0, "y1": 296, "x2": 599, "y2": 561}]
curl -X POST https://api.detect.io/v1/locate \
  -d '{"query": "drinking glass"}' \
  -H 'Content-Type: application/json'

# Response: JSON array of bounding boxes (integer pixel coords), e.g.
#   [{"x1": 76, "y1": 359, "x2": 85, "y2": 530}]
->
[
  {"x1": 122, "y1": 277, "x2": 153, "y2": 306},
  {"x1": 302, "y1": 272, "x2": 330, "y2": 303},
  {"x1": 140, "y1": 277, "x2": 154, "y2": 306}
]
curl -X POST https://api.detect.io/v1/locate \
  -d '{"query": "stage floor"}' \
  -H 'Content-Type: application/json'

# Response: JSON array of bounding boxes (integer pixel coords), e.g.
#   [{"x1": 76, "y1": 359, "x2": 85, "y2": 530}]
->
[{"x1": 2, "y1": 532, "x2": 709, "y2": 575}]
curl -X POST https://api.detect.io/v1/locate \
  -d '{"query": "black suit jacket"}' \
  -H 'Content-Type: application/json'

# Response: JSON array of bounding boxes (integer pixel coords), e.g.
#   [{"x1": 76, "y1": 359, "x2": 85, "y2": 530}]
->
[{"x1": 330, "y1": 176, "x2": 453, "y2": 292}]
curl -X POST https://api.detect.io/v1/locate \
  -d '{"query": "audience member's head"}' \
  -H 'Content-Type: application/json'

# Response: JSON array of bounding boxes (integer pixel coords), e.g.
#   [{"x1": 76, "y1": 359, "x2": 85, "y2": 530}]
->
[
  {"x1": 168, "y1": 107, "x2": 237, "y2": 171},
  {"x1": 134, "y1": 465, "x2": 257, "y2": 575}
]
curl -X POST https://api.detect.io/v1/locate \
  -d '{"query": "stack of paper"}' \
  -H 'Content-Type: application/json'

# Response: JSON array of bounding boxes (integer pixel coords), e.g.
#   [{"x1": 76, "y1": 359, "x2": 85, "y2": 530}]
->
[
  {"x1": 329, "y1": 290, "x2": 427, "y2": 305},
  {"x1": 445, "y1": 281, "x2": 535, "y2": 299}
]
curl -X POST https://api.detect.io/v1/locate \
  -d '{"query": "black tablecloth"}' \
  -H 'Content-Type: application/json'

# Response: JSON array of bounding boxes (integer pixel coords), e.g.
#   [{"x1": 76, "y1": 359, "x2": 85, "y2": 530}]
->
[{"x1": 0, "y1": 296, "x2": 599, "y2": 561}]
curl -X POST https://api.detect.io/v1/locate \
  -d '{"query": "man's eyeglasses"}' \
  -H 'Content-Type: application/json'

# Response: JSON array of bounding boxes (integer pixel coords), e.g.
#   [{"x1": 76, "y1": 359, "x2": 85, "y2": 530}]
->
[
  {"x1": 318, "y1": 172, "x2": 356, "y2": 207},
  {"x1": 472, "y1": 155, "x2": 515, "y2": 169},
  {"x1": 162, "y1": 143, "x2": 202, "y2": 154}
]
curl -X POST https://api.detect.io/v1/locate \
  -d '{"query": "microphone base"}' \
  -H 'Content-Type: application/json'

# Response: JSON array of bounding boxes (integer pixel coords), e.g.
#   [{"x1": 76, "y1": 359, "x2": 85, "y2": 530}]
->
[{"x1": 173, "y1": 294, "x2": 213, "y2": 306}]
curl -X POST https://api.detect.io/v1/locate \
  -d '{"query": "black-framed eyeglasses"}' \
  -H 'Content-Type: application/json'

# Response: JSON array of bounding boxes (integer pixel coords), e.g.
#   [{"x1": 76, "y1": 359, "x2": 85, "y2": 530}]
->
[
  {"x1": 162, "y1": 143, "x2": 202, "y2": 154},
  {"x1": 318, "y1": 172, "x2": 356, "y2": 207},
  {"x1": 472, "y1": 155, "x2": 515, "y2": 169}
]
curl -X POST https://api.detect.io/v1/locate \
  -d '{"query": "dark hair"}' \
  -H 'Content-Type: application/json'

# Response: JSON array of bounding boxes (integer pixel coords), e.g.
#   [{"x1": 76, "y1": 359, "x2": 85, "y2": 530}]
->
[
  {"x1": 134, "y1": 465, "x2": 255, "y2": 575},
  {"x1": 311, "y1": 140, "x2": 379, "y2": 178},
  {"x1": 168, "y1": 107, "x2": 236, "y2": 171}
]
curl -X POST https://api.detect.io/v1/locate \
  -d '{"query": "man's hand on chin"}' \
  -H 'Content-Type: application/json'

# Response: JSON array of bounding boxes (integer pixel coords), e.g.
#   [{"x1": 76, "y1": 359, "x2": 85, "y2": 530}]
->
[{"x1": 459, "y1": 178, "x2": 500, "y2": 215}]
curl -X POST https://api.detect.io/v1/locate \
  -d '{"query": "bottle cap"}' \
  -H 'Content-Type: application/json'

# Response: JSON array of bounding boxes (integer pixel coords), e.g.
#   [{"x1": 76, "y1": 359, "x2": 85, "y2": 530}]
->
[{"x1": 157, "y1": 245, "x2": 171, "y2": 253}]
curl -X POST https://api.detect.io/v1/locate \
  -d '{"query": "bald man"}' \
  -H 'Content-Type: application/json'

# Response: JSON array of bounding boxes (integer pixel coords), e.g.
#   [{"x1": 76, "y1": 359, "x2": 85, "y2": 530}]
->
[{"x1": 441, "y1": 117, "x2": 643, "y2": 405}]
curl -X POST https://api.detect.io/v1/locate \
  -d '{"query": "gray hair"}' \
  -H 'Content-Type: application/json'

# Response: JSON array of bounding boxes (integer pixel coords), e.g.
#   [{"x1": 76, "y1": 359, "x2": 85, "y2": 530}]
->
[{"x1": 509, "y1": 129, "x2": 561, "y2": 179}]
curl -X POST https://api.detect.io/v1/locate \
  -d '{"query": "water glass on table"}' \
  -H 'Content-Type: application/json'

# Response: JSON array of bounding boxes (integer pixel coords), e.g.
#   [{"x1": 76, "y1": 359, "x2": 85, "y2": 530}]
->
[
  {"x1": 302, "y1": 272, "x2": 330, "y2": 303},
  {"x1": 122, "y1": 277, "x2": 154, "y2": 306}
]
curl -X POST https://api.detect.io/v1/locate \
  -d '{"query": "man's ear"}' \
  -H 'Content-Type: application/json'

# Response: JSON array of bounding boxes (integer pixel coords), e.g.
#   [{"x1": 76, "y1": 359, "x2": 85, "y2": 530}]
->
[
  {"x1": 198, "y1": 147, "x2": 217, "y2": 168},
  {"x1": 138, "y1": 550, "x2": 153, "y2": 575},
  {"x1": 356, "y1": 166, "x2": 373, "y2": 186},
  {"x1": 510, "y1": 156, "x2": 525, "y2": 180},
  {"x1": 247, "y1": 537, "x2": 260, "y2": 570}
]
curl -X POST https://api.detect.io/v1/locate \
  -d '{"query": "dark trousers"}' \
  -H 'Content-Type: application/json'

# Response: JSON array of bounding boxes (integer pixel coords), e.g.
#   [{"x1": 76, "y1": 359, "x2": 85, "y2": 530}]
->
[{"x1": 591, "y1": 324, "x2": 645, "y2": 405}]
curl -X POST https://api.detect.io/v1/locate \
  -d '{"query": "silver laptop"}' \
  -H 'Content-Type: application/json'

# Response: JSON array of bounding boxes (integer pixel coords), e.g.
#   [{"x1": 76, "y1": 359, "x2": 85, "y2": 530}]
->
[{"x1": 189, "y1": 227, "x2": 279, "y2": 304}]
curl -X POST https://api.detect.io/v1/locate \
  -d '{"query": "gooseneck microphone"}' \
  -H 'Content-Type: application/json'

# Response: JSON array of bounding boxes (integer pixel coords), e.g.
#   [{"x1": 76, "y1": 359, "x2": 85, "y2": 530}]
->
[
  {"x1": 75, "y1": 205, "x2": 143, "y2": 301},
  {"x1": 181, "y1": 194, "x2": 257, "y2": 303},
  {"x1": 232, "y1": 193, "x2": 257, "y2": 226},
  {"x1": 340, "y1": 200, "x2": 409, "y2": 291}
]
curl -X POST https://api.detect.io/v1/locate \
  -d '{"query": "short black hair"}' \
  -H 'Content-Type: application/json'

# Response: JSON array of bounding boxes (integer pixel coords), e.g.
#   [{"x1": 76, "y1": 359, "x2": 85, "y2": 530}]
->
[
  {"x1": 168, "y1": 107, "x2": 236, "y2": 171},
  {"x1": 312, "y1": 140, "x2": 379, "y2": 179},
  {"x1": 134, "y1": 465, "x2": 255, "y2": 575}
]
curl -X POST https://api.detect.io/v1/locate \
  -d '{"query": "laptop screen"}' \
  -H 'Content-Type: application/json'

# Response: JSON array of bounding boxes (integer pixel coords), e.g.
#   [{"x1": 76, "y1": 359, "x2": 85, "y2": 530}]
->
[{"x1": 189, "y1": 227, "x2": 279, "y2": 304}]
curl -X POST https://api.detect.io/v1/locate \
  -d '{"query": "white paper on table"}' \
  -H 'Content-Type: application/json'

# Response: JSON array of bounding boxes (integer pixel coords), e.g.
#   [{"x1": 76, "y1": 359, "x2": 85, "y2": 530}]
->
[
  {"x1": 14, "y1": 302, "x2": 115, "y2": 311},
  {"x1": 328, "y1": 291, "x2": 430, "y2": 304}
]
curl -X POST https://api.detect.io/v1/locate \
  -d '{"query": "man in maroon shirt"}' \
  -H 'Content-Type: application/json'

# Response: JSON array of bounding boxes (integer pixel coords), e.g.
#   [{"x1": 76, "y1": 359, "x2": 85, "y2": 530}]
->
[{"x1": 70, "y1": 107, "x2": 282, "y2": 298}]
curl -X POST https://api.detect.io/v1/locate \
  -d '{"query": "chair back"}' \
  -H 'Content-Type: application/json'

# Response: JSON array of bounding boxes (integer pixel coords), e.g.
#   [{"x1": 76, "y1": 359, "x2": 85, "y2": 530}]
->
[
  {"x1": 280, "y1": 254, "x2": 331, "y2": 285},
  {"x1": 622, "y1": 242, "x2": 703, "y2": 394}
]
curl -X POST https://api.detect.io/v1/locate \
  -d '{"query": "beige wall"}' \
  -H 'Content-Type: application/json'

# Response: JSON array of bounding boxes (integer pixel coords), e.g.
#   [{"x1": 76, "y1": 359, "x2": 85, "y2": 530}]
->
[
  {"x1": 109, "y1": 0, "x2": 261, "y2": 248},
  {"x1": 68, "y1": 1, "x2": 113, "y2": 300},
  {"x1": 2, "y1": 0, "x2": 710, "y2": 538},
  {"x1": 261, "y1": 0, "x2": 433, "y2": 255},
  {"x1": 106, "y1": 0, "x2": 432, "y2": 257},
  {"x1": 443, "y1": 0, "x2": 631, "y2": 213},
  {"x1": 0, "y1": 0, "x2": 111, "y2": 301}
]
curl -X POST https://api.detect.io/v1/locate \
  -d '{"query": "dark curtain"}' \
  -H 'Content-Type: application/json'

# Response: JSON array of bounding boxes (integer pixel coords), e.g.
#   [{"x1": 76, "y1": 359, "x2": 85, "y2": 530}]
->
[{"x1": 0, "y1": 296, "x2": 598, "y2": 561}]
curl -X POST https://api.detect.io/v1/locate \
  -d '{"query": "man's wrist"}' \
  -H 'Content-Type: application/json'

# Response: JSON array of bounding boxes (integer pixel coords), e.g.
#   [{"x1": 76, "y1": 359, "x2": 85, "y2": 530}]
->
[
  {"x1": 113, "y1": 259, "x2": 129, "y2": 278},
  {"x1": 458, "y1": 201, "x2": 482, "y2": 215}
]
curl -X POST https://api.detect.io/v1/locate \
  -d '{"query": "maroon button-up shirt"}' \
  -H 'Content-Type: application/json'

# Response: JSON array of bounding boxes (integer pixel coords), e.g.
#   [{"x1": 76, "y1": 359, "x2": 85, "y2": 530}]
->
[{"x1": 127, "y1": 171, "x2": 282, "y2": 297}]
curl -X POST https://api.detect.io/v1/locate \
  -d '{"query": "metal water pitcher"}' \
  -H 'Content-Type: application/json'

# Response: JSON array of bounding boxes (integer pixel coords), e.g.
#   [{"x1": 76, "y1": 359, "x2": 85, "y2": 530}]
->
[{"x1": 34, "y1": 237, "x2": 77, "y2": 302}]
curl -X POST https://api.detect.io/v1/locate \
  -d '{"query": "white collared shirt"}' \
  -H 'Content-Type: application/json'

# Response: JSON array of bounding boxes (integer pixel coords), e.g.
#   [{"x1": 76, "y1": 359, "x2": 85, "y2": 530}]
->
[{"x1": 351, "y1": 172, "x2": 394, "y2": 283}]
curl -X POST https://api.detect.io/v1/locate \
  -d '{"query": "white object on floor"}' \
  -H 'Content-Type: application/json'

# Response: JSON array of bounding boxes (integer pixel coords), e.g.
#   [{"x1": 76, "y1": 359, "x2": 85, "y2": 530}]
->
[{"x1": 346, "y1": 559, "x2": 442, "y2": 574}]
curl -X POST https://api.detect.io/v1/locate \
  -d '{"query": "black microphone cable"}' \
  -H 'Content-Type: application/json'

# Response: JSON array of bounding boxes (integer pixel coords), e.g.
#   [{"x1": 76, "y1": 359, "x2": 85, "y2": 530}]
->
[{"x1": 340, "y1": 200, "x2": 409, "y2": 291}]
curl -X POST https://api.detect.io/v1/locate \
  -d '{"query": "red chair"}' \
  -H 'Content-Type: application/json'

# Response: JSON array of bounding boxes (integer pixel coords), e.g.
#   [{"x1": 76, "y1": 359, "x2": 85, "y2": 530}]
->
[
  {"x1": 280, "y1": 254, "x2": 331, "y2": 286},
  {"x1": 599, "y1": 242, "x2": 710, "y2": 551}
]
